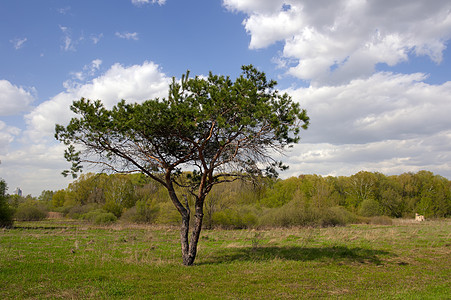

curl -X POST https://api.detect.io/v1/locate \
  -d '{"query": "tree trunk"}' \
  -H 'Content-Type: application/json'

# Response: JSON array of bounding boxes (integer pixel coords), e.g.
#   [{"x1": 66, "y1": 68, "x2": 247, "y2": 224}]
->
[
  {"x1": 180, "y1": 197, "x2": 205, "y2": 266},
  {"x1": 180, "y1": 212, "x2": 191, "y2": 265}
]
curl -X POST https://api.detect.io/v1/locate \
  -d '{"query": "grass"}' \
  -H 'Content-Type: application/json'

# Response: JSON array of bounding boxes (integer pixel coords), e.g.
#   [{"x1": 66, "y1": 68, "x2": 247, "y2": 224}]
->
[{"x1": 1, "y1": 219, "x2": 450, "y2": 299}]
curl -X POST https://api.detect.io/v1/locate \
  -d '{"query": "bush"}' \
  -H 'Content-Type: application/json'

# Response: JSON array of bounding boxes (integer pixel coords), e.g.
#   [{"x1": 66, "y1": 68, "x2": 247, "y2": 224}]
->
[
  {"x1": 121, "y1": 199, "x2": 159, "y2": 224},
  {"x1": 0, "y1": 180, "x2": 14, "y2": 227},
  {"x1": 212, "y1": 206, "x2": 258, "y2": 229},
  {"x1": 14, "y1": 203, "x2": 47, "y2": 221},
  {"x1": 0, "y1": 203, "x2": 14, "y2": 227},
  {"x1": 103, "y1": 200, "x2": 123, "y2": 218},
  {"x1": 359, "y1": 199, "x2": 384, "y2": 217},
  {"x1": 94, "y1": 212, "x2": 117, "y2": 225},
  {"x1": 259, "y1": 200, "x2": 357, "y2": 228},
  {"x1": 80, "y1": 209, "x2": 117, "y2": 224},
  {"x1": 67, "y1": 204, "x2": 100, "y2": 219}
]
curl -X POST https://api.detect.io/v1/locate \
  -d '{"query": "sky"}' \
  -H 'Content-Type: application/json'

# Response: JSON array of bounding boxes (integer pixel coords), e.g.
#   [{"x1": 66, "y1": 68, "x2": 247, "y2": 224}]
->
[{"x1": 1, "y1": 0, "x2": 451, "y2": 196}]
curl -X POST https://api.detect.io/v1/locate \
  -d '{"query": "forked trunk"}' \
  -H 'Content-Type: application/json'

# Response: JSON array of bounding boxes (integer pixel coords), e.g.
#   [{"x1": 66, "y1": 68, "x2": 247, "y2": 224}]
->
[
  {"x1": 180, "y1": 213, "x2": 191, "y2": 265},
  {"x1": 181, "y1": 198, "x2": 204, "y2": 266}
]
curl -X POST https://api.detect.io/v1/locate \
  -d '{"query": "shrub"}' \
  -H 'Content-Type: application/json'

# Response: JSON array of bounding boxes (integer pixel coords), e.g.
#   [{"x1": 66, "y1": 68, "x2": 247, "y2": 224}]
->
[
  {"x1": 121, "y1": 199, "x2": 159, "y2": 224},
  {"x1": 14, "y1": 203, "x2": 47, "y2": 221},
  {"x1": 212, "y1": 206, "x2": 258, "y2": 229},
  {"x1": 94, "y1": 212, "x2": 117, "y2": 225},
  {"x1": 0, "y1": 180, "x2": 14, "y2": 227},
  {"x1": 259, "y1": 200, "x2": 357, "y2": 228},
  {"x1": 80, "y1": 209, "x2": 117, "y2": 224},
  {"x1": 67, "y1": 205, "x2": 90, "y2": 219},
  {"x1": 103, "y1": 200, "x2": 123, "y2": 218},
  {"x1": 359, "y1": 199, "x2": 384, "y2": 217},
  {"x1": 0, "y1": 203, "x2": 14, "y2": 227},
  {"x1": 67, "y1": 204, "x2": 100, "y2": 219}
]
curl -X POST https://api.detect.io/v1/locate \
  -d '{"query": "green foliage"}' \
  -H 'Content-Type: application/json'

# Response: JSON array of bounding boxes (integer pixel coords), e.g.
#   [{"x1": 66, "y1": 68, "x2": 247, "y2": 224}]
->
[
  {"x1": 51, "y1": 170, "x2": 450, "y2": 228},
  {"x1": 51, "y1": 190, "x2": 67, "y2": 208},
  {"x1": 67, "y1": 204, "x2": 99, "y2": 219},
  {"x1": 212, "y1": 206, "x2": 258, "y2": 229},
  {"x1": 14, "y1": 202, "x2": 48, "y2": 221},
  {"x1": 81, "y1": 209, "x2": 117, "y2": 224},
  {"x1": 260, "y1": 177, "x2": 298, "y2": 207},
  {"x1": 259, "y1": 199, "x2": 356, "y2": 228},
  {"x1": 0, "y1": 180, "x2": 14, "y2": 227},
  {"x1": 359, "y1": 199, "x2": 384, "y2": 217},
  {"x1": 121, "y1": 199, "x2": 159, "y2": 223},
  {"x1": 103, "y1": 200, "x2": 123, "y2": 218}
]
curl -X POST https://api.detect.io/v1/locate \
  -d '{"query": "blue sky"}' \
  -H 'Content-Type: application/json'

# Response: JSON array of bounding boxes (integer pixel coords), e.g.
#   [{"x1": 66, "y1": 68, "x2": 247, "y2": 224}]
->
[{"x1": 1, "y1": 0, "x2": 451, "y2": 195}]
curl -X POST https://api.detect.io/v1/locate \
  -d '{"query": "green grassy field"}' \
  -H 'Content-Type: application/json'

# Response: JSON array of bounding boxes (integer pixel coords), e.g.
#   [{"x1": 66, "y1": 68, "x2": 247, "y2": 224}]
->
[{"x1": 1, "y1": 219, "x2": 450, "y2": 299}]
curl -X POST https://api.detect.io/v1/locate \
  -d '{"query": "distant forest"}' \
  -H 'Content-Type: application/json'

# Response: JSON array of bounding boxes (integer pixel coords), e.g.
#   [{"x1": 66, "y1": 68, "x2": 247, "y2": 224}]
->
[{"x1": 5, "y1": 170, "x2": 451, "y2": 227}]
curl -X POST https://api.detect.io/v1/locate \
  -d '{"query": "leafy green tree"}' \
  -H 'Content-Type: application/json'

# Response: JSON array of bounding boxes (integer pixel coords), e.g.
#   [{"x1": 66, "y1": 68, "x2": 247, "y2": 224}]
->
[
  {"x1": 55, "y1": 65, "x2": 309, "y2": 265},
  {"x1": 0, "y1": 179, "x2": 14, "y2": 227},
  {"x1": 66, "y1": 173, "x2": 107, "y2": 205},
  {"x1": 104, "y1": 174, "x2": 137, "y2": 217},
  {"x1": 261, "y1": 177, "x2": 299, "y2": 207},
  {"x1": 52, "y1": 190, "x2": 67, "y2": 208},
  {"x1": 345, "y1": 171, "x2": 378, "y2": 212}
]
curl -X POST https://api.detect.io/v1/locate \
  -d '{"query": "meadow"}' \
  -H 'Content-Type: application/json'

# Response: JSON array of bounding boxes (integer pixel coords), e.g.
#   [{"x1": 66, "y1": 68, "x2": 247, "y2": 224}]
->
[{"x1": 1, "y1": 219, "x2": 450, "y2": 299}]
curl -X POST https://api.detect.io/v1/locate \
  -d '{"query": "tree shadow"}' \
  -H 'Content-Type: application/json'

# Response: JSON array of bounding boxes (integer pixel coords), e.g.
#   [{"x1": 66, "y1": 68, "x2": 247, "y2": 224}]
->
[{"x1": 199, "y1": 245, "x2": 391, "y2": 265}]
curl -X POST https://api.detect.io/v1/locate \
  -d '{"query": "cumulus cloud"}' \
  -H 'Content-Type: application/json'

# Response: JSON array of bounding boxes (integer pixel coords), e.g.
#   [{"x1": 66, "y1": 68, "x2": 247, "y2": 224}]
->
[
  {"x1": 1, "y1": 61, "x2": 171, "y2": 195},
  {"x1": 0, "y1": 80, "x2": 35, "y2": 116},
  {"x1": 0, "y1": 143, "x2": 74, "y2": 195},
  {"x1": 225, "y1": 0, "x2": 451, "y2": 85},
  {"x1": 273, "y1": 72, "x2": 451, "y2": 178},
  {"x1": 284, "y1": 132, "x2": 451, "y2": 179},
  {"x1": 0, "y1": 121, "x2": 21, "y2": 152},
  {"x1": 24, "y1": 61, "x2": 170, "y2": 143},
  {"x1": 288, "y1": 72, "x2": 451, "y2": 145}
]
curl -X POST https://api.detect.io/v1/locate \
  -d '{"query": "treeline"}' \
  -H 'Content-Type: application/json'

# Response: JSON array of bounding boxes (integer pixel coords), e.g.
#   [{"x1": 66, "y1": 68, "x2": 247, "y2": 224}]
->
[{"x1": 1, "y1": 170, "x2": 450, "y2": 228}]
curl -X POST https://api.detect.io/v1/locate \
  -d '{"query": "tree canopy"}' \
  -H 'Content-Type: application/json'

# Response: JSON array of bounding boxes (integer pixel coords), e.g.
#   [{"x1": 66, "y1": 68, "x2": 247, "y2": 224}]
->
[{"x1": 55, "y1": 65, "x2": 309, "y2": 265}]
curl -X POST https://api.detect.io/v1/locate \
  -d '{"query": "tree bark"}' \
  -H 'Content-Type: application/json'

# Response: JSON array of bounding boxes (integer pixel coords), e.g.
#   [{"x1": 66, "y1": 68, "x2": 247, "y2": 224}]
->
[
  {"x1": 185, "y1": 199, "x2": 204, "y2": 265},
  {"x1": 180, "y1": 212, "x2": 191, "y2": 265}
]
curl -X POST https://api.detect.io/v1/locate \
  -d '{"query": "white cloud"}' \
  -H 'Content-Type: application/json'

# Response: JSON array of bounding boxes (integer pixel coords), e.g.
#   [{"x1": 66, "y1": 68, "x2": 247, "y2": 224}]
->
[
  {"x1": 223, "y1": 0, "x2": 284, "y2": 14},
  {"x1": 10, "y1": 37, "x2": 27, "y2": 50},
  {"x1": 131, "y1": 0, "x2": 166, "y2": 6},
  {"x1": 59, "y1": 25, "x2": 75, "y2": 51},
  {"x1": 0, "y1": 121, "x2": 21, "y2": 152},
  {"x1": 0, "y1": 80, "x2": 35, "y2": 116},
  {"x1": 288, "y1": 72, "x2": 451, "y2": 144},
  {"x1": 2, "y1": 61, "x2": 170, "y2": 195},
  {"x1": 59, "y1": 25, "x2": 85, "y2": 51},
  {"x1": 273, "y1": 72, "x2": 451, "y2": 178},
  {"x1": 67, "y1": 59, "x2": 103, "y2": 83},
  {"x1": 0, "y1": 143, "x2": 74, "y2": 195},
  {"x1": 24, "y1": 61, "x2": 170, "y2": 143},
  {"x1": 90, "y1": 33, "x2": 103, "y2": 44},
  {"x1": 115, "y1": 31, "x2": 139, "y2": 40},
  {"x1": 57, "y1": 6, "x2": 71, "y2": 14},
  {"x1": 225, "y1": 0, "x2": 451, "y2": 85},
  {"x1": 283, "y1": 132, "x2": 451, "y2": 179}
]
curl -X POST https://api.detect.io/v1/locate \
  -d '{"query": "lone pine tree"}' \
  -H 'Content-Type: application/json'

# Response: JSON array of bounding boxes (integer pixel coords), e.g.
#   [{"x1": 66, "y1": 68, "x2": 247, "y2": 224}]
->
[{"x1": 55, "y1": 65, "x2": 309, "y2": 265}]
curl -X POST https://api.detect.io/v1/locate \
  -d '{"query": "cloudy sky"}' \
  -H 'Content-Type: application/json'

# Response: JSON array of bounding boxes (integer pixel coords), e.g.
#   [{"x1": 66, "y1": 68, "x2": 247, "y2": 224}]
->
[{"x1": 1, "y1": 0, "x2": 451, "y2": 196}]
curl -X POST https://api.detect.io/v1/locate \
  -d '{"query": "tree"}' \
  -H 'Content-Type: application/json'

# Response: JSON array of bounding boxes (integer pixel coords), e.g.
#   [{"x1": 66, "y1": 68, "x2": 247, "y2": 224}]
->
[
  {"x1": 55, "y1": 65, "x2": 309, "y2": 265},
  {"x1": 0, "y1": 179, "x2": 14, "y2": 227}
]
